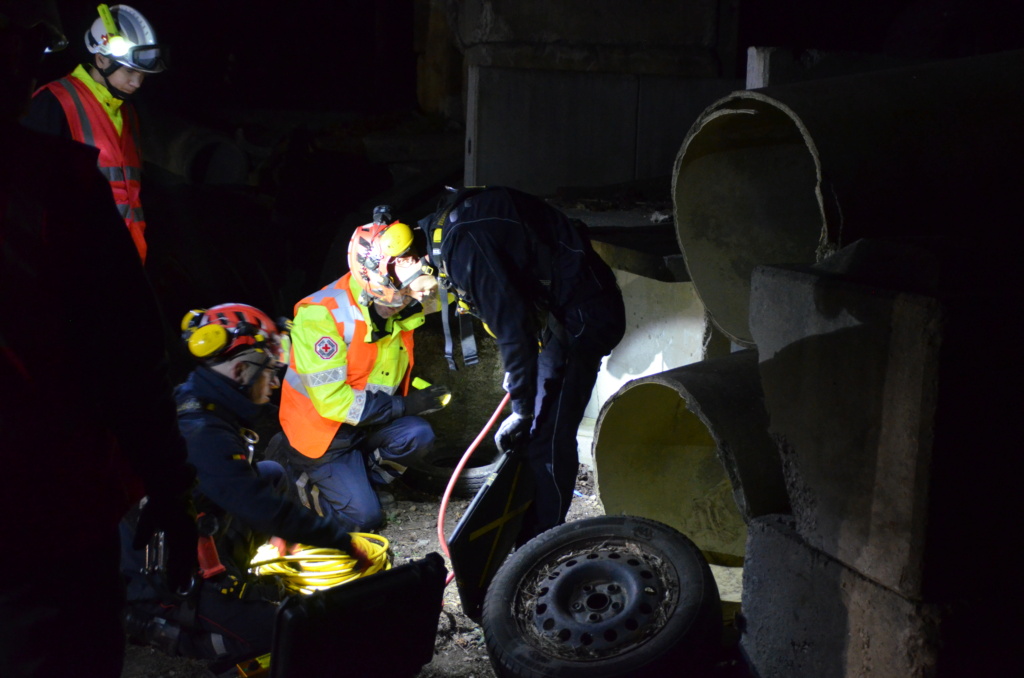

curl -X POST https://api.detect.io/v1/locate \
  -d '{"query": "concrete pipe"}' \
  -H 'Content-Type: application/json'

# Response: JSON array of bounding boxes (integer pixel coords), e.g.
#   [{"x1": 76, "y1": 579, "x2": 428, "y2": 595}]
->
[
  {"x1": 162, "y1": 127, "x2": 250, "y2": 185},
  {"x1": 138, "y1": 102, "x2": 251, "y2": 186},
  {"x1": 672, "y1": 49, "x2": 1024, "y2": 346},
  {"x1": 593, "y1": 350, "x2": 788, "y2": 565}
]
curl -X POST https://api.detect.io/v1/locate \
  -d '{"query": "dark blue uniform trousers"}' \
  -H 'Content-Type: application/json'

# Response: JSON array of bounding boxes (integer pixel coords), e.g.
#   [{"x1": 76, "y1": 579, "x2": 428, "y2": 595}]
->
[
  {"x1": 285, "y1": 416, "x2": 435, "y2": 532},
  {"x1": 519, "y1": 290, "x2": 626, "y2": 545}
]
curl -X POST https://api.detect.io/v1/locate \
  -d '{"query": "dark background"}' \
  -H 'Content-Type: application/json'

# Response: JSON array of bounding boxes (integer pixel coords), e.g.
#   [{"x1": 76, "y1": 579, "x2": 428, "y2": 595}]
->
[{"x1": 36, "y1": 0, "x2": 1024, "y2": 381}]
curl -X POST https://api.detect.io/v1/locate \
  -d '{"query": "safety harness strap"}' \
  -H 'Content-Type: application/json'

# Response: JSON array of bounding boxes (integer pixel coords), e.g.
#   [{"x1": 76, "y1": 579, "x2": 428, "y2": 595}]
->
[
  {"x1": 440, "y1": 286, "x2": 457, "y2": 370},
  {"x1": 459, "y1": 313, "x2": 478, "y2": 366},
  {"x1": 430, "y1": 187, "x2": 489, "y2": 370}
]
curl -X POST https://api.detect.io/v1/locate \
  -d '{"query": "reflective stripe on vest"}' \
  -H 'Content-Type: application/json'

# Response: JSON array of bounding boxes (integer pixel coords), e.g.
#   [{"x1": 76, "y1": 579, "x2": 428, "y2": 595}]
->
[
  {"x1": 54, "y1": 79, "x2": 95, "y2": 146},
  {"x1": 303, "y1": 365, "x2": 348, "y2": 388},
  {"x1": 43, "y1": 75, "x2": 147, "y2": 261},
  {"x1": 292, "y1": 286, "x2": 369, "y2": 423},
  {"x1": 101, "y1": 166, "x2": 143, "y2": 182},
  {"x1": 279, "y1": 274, "x2": 414, "y2": 458},
  {"x1": 116, "y1": 204, "x2": 145, "y2": 222},
  {"x1": 284, "y1": 363, "x2": 365, "y2": 423},
  {"x1": 305, "y1": 287, "x2": 363, "y2": 345}
]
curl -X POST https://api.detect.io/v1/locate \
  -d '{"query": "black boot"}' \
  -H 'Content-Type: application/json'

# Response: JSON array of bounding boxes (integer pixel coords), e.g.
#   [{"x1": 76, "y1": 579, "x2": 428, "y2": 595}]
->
[{"x1": 123, "y1": 608, "x2": 181, "y2": 656}]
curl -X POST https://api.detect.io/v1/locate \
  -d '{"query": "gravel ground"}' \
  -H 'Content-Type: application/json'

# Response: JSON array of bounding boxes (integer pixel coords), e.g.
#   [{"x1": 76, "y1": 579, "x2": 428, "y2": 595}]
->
[{"x1": 121, "y1": 467, "x2": 749, "y2": 678}]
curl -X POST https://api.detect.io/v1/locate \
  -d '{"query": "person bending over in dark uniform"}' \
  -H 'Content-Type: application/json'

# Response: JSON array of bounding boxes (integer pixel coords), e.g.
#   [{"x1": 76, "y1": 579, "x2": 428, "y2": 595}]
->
[{"x1": 419, "y1": 186, "x2": 626, "y2": 545}]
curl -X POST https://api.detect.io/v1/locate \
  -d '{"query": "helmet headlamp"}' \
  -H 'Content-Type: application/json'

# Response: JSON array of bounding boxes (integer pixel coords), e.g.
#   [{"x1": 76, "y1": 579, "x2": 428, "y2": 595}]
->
[{"x1": 87, "y1": 4, "x2": 166, "y2": 73}]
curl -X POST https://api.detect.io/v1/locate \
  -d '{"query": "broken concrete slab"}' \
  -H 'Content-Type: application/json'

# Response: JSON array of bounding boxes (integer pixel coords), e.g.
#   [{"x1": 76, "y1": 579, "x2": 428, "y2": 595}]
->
[
  {"x1": 750, "y1": 238, "x2": 1023, "y2": 603},
  {"x1": 751, "y1": 261, "x2": 941, "y2": 599},
  {"x1": 741, "y1": 515, "x2": 943, "y2": 678}
]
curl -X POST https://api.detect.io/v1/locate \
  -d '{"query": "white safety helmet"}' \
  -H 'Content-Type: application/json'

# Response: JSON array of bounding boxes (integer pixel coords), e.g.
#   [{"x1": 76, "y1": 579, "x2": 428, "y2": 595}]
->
[{"x1": 85, "y1": 4, "x2": 165, "y2": 73}]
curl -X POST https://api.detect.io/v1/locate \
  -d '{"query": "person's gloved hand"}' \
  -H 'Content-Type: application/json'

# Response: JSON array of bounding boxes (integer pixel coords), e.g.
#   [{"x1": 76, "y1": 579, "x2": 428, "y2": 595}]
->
[
  {"x1": 133, "y1": 490, "x2": 199, "y2": 593},
  {"x1": 495, "y1": 411, "x2": 533, "y2": 454},
  {"x1": 404, "y1": 384, "x2": 451, "y2": 416},
  {"x1": 269, "y1": 536, "x2": 294, "y2": 557},
  {"x1": 338, "y1": 533, "x2": 374, "y2": 573}
]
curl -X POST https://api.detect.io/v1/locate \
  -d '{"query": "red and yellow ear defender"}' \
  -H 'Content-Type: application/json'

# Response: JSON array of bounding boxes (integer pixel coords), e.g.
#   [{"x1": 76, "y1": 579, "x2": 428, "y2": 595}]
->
[{"x1": 180, "y1": 304, "x2": 280, "y2": 362}]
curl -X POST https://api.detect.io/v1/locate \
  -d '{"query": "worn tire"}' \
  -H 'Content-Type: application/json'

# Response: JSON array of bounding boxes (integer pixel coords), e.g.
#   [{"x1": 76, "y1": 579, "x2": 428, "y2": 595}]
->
[
  {"x1": 401, "y1": 444, "x2": 503, "y2": 499},
  {"x1": 481, "y1": 515, "x2": 722, "y2": 678}
]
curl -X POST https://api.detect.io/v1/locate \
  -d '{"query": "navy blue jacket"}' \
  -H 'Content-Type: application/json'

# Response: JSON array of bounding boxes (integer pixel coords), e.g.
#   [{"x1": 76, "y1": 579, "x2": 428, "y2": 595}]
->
[
  {"x1": 175, "y1": 367, "x2": 352, "y2": 569},
  {"x1": 426, "y1": 187, "x2": 621, "y2": 415}
]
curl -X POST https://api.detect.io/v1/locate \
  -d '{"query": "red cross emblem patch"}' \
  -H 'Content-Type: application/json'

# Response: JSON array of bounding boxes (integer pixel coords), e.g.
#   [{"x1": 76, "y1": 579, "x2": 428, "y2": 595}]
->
[{"x1": 314, "y1": 336, "x2": 338, "y2": 360}]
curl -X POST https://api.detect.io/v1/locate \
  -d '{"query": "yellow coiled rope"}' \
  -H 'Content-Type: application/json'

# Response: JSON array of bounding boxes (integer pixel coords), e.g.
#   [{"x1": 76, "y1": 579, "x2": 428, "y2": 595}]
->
[{"x1": 249, "y1": 533, "x2": 391, "y2": 595}]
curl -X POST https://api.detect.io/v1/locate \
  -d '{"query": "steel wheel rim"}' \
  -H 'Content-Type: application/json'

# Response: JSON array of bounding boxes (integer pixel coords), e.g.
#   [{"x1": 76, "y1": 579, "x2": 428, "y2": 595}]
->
[{"x1": 512, "y1": 539, "x2": 680, "y2": 661}]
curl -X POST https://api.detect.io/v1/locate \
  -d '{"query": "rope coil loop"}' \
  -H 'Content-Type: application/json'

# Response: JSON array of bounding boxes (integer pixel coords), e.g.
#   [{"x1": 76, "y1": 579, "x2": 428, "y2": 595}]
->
[{"x1": 249, "y1": 533, "x2": 391, "y2": 595}]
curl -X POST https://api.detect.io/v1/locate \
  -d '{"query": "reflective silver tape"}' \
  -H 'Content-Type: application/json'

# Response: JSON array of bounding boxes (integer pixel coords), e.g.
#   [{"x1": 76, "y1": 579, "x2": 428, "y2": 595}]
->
[
  {"x1": 210, "y1": 634, "x2": 227, "y2": 655},
  {"x1": 284, "y1": 368, "x2": 308, "y2": 396},
  {"x1": 330, "y1": 303, "x2": 362, "y2": 344},
  {"x1": 311, "y1": 484, "x2": 324, "y2": 517},
  {"x1": 343, "y1": 389, "x2": 366, "y2": 424},
  {"x1": 55, "y1": 79, "x2": 94, "y2": 146},
  {"x1": 304, "y1": 365, "x2": 348, "y2": 388},
  {"x1": 296, "y1": 472, "x2": 311, "y2": 510},
  {"x1": 101, "y1": 166, "x2": 126, "y2": 182}
]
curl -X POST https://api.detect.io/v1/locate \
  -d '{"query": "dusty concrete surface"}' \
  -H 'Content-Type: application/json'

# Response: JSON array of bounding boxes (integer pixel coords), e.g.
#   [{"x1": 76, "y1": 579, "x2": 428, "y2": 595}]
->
[
  {"x1": 744, "y1": 239, "x2": 1023, "y2": 677},
  {"x1": 752, "y1": 259, "x2": 945, "y2": 598}
]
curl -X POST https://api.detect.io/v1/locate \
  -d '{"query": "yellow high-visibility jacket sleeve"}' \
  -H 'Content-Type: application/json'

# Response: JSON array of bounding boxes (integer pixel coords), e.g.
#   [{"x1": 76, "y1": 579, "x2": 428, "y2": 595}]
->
[{"x1": 290, "y1": 304, "x2": 362, "y2": 424}]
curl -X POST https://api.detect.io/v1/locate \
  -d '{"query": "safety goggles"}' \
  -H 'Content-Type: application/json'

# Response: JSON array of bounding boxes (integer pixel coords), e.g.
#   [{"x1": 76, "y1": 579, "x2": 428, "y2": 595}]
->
[{"x1": 116, "y1": 44, "x2": 167, "y2": 73}]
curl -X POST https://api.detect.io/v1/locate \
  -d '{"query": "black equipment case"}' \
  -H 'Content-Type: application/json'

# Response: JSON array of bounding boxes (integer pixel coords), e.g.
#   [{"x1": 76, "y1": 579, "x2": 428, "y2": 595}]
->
[{"x1": 269, "y1": 552, "x2": 447, "y2": 677}]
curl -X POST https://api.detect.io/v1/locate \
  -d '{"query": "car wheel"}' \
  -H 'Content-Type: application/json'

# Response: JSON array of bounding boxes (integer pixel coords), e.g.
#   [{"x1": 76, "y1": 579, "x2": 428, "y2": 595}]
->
[
  {"x1": 402, "y1": 445, "x2": 502, "y2": 499},
  {"x1": 481, "y1": 515, "x2": 722, "y2": 678}
]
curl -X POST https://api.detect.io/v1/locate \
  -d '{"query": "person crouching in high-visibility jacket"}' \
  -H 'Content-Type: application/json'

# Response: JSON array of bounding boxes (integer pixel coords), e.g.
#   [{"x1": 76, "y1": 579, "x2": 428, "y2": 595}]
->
[
  {"x1": 274, "y1": 208, "x2": 449, "y2": 532},
  {"x1": 22, "y1": 4, "x2": 164, "y2": 263}
]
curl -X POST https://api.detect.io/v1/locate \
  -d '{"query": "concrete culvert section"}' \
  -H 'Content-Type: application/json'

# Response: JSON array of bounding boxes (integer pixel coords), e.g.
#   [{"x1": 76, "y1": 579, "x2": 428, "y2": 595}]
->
[
  {"x1": 673, "y1": 100, "x2": 822, "y2": 347},
  {"x1": 593, "y1": 350, "x2": 789, "y2": 568},
  {"x1": 673, "y1": 49, "x2": 1024, "y2": 346}
]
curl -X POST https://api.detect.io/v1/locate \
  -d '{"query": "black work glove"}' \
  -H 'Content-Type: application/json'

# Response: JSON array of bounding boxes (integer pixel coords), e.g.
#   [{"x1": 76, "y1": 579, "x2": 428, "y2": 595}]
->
[
  {"x1": 495, "y1": 411, "x2": 533, "y2": 454},
  {"x1": 133, "y1": 491, "x2": 199, "y2": 593},
  {"x1": 404, "y1": 384, "x2": 451, "y2": 416}
]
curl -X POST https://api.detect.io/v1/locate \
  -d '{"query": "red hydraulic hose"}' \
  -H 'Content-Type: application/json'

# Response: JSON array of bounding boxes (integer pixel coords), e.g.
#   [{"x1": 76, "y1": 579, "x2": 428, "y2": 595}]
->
[{"x1": 437, "y1": 393, "x2": 511, "y2": 586}]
